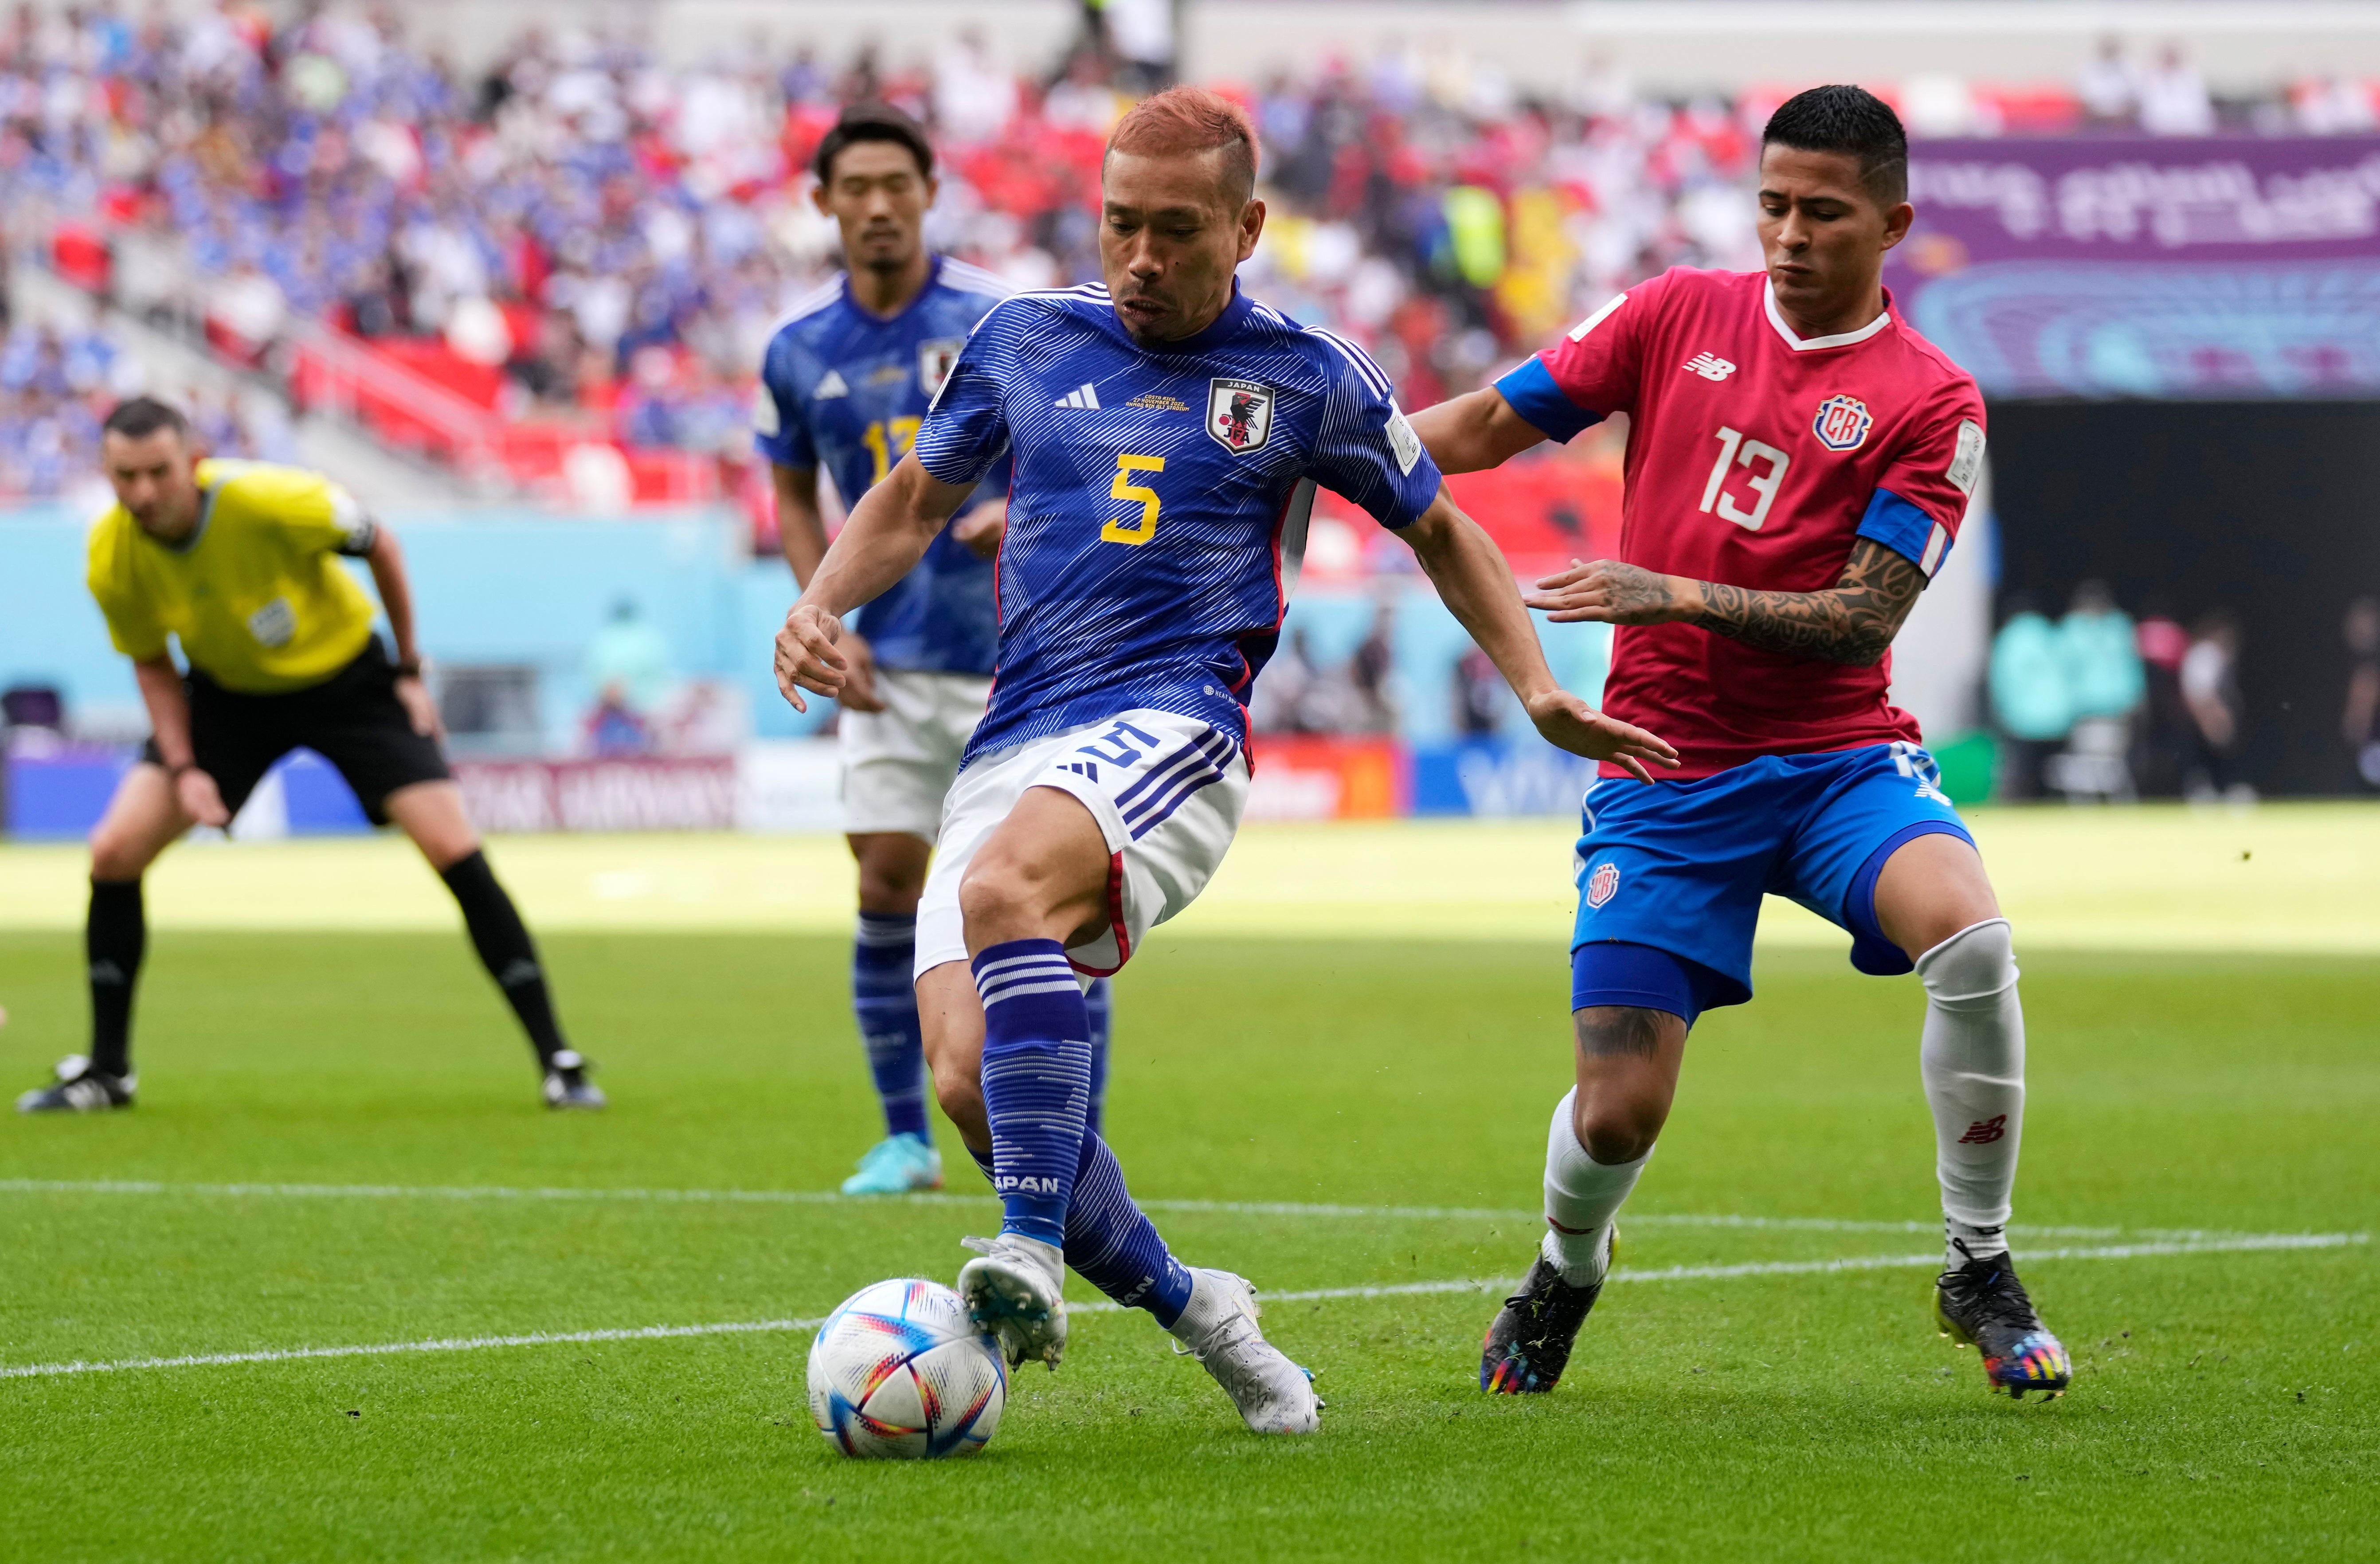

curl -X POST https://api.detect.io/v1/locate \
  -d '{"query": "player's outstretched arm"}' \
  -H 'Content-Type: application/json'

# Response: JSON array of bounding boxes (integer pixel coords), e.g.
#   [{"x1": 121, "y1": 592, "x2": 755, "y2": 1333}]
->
[
  {"x1": 771, "y1": 461, "x2": 889, "y2": 713},
  {"x1": 1526, "y1": 537, "x2": 1926, "y2": 668},
  {"x1": 775, "y1": 452, "x2": 970, "y2": 712},
  {"x1": 1400, "y1": 489, "x2": 1679, "y2": 782},
  {"x1": 1405, "y1": 388, "x2": 1549, "y2": 476}
]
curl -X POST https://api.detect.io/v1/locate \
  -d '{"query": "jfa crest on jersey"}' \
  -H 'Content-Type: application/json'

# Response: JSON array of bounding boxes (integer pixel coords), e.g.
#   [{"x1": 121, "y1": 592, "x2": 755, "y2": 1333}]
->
[
  {"x1": 754, "y1": 257, "x2": 1014, "y2": 675},
  {"x1": 918, "y1": 337, "x2": 964, "y2": 399},
  {"x1": 1207, "y1": 378, "x2": 1274, "y2": 453},
  {"x1": 1497, "y1": 266, "x2": 1988, "y2": 778},
  {"x1": 913, "y1": 283, "x2": 1441, "y2": 760}
]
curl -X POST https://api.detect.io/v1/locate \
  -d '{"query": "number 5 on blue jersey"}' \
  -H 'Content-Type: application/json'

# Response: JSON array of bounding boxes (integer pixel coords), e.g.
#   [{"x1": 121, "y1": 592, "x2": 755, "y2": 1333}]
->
[{"x1": 1104, "y1": 454, "x2": 1163, "y2": 546}]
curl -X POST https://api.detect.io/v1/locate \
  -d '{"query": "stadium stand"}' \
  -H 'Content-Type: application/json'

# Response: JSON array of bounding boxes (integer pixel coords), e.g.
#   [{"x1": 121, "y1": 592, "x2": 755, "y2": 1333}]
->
[{"x1": 1, "y1": 3, "x2": 2372, "y2": 520}]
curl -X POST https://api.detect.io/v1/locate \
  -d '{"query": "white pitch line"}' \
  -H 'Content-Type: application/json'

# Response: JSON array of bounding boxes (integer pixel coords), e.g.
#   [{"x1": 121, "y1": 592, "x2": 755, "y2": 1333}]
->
[
  {"x1": 1, "y1": 1230, "x2": 2359, "y2": 1383},
  {"x1": 0, "y1": 1179, "x2": 2196, "y2": 1240},
  {"x1": 0, "y1": 1316, "x2": 833, "y2": 1382}
]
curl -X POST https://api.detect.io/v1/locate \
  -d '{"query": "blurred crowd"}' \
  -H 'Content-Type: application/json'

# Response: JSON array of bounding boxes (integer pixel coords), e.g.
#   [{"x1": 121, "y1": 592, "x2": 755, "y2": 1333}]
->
[
  {"x1": 1988, "y1": 584, "x2": 2260, "y2": 805},
  {"x1": 0, "y1": 285, "x2": 294, "y2": 496},
  {"x1": 0, "y1": 298, "x2": 115, "y2": 496},
  {"x1": 0, "y1": 2, "x2": 2372, "y2": 487}
]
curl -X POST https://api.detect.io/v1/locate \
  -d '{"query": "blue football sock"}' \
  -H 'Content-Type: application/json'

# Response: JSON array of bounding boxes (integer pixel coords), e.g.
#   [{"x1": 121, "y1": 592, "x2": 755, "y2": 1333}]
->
[
  {"x1": 853, "y1": 914, "x2": 929, "y2": 1140},
  {"x1": 1068, "y1": 1128, "x2": 1193, "y2": 1326},
  {"x1": 1084, "y1": 977, "x2": 1113, "y2": 1141},
  {"x1": 962, "y1": 1134, "x2": 1192, "y2": 1326},
  {"x1": 972, "y1": 939, "x2": 1092, "y2": 1247}
]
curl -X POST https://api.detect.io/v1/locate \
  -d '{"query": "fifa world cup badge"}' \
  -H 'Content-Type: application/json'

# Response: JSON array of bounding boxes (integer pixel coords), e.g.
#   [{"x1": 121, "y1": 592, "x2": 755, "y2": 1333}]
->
[
  {"x1": 1585, "y1": 860, "x2": 1621, "y2": 908},
  {"x1": 1206, "y1": 378, "x2": 1275, "y2": 454}
]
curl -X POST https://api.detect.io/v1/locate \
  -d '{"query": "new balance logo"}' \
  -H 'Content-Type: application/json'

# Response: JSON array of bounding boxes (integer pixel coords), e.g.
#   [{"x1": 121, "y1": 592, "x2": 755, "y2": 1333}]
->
[
  {"x1": 1958, "y1": 1114, "x2": 2008, "y2": 1145},
  {"x1": 1054, "y1": 382, "x2": 1101, "y2": 410},
  {"x1": 1684, "y1": 352, "x2": 1736, "y2": 382},
  {"x1": 814, "y1": 369, "x2": 848, "y2": 399}
]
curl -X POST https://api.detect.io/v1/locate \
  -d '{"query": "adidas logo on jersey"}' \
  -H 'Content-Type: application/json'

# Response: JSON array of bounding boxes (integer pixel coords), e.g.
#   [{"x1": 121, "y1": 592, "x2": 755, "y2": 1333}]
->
[
  {"x1": 1683, "y1": 352, "x2": 1736, "y2": 382},
  {"x1": 814, "y1": 369, "x2": 849, "y2": 399},
  {"x1": 1054, "y1": 382, "x2": 1101, "y2": 410}
]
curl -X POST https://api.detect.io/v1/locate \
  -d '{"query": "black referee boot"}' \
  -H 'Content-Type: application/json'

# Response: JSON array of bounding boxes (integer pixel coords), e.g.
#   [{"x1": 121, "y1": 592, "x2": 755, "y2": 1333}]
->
[
  {"x1": 18, "y1": 1055, "x2": 136, "y2": 1113},
  {"x1": 541, "y1": 1048, "x2": 606, "y2": 1110}
]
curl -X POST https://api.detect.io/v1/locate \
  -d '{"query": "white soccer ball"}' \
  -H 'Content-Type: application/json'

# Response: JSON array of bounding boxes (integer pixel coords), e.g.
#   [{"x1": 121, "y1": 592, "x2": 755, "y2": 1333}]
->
[{"x1": 806, "y1": 1278, "x2": 1006, "y2": 1459}]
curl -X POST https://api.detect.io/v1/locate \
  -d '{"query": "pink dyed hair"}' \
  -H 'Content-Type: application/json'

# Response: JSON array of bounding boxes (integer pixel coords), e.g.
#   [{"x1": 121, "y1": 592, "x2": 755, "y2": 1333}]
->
[{"x1": 1105, "y1": 85, "x2": 1260, "y2": 202}]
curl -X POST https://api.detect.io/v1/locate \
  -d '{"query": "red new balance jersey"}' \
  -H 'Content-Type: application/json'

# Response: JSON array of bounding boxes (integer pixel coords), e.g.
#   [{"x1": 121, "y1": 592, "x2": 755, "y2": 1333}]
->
[{"x1": 1495, "y1": 267, "x2": 1986, "y2": 778}]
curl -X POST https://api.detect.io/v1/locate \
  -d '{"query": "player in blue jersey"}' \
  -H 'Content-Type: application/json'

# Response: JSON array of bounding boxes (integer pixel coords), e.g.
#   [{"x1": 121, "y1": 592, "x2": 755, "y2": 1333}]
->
[
  {"x1": 756, "y1": 105, "x2": 1115, "y2": 1196},
  {"x1": 776, "y1": 86, "x2": 1675, "y2": 1435}
]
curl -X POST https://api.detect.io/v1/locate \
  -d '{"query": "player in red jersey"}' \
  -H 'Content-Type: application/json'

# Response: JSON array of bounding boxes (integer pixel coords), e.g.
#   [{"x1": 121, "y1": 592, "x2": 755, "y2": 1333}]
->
[{"x1": 1414, "y1": 86, "x2": 2070, "y2": 1400}]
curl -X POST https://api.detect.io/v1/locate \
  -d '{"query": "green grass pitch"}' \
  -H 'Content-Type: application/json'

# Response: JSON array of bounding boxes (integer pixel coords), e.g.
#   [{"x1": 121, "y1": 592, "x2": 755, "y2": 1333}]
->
[{"x1": 0, "y1": 925, "x2": 2373, "y2": 1560}]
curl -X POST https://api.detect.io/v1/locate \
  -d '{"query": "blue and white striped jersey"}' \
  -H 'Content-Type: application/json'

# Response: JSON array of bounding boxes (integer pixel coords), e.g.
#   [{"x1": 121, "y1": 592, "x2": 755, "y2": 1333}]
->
[
  {"x1": 754, "y1": 257, "x2": 1012, "y2": 674},
  {"x1": 914, "y1": 282, "x2": 1441, "y2": 760}
]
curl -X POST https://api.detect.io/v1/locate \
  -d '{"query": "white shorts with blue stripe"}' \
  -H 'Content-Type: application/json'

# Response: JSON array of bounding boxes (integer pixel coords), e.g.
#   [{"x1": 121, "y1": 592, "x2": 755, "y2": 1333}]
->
[{"x1": 914, "y1": 708, "x2": 1249, "y2": 982}]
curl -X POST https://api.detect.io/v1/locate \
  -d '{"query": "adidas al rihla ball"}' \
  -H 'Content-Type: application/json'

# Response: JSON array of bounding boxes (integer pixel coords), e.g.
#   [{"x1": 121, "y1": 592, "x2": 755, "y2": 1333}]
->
[{"x1": 807, "y1": 1278, "x2": 1006, "y2": 1459}]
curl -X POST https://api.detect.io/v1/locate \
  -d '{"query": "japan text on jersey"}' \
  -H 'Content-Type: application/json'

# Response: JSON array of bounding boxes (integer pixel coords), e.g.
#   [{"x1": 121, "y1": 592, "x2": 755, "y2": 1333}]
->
[
  {"x1": 1495, "y1": 266, "x2": 1989, "y2": 777},
  {"x1": 912, "y1": 282, "x2": 1441, "y2": 762},
  {"x1": 754, "y1": 256, "x2": 1013, "y2": 675}
]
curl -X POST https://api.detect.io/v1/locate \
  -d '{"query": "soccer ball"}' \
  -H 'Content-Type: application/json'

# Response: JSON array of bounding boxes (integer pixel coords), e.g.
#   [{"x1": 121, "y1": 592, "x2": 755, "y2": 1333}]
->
[{"x1": 806, "y1": 1278, "x2": 1006, "y2": 1459}]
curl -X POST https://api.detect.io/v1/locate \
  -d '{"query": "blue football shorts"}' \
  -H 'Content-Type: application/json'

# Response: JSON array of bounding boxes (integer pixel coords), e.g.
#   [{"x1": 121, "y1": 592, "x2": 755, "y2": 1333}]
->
[{"x1": 1570, "y1": 741, "x2": 1973, "y2": 1025}]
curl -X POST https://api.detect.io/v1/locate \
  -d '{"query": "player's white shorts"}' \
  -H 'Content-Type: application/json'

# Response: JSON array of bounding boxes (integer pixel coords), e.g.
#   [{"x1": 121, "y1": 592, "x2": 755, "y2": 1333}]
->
[
  {"x1": 915, "y1": 708, "x2": 1249, "y2": 981},
  {"x1": 839, "y1": 669, "x2": 994, "y2": 840}
]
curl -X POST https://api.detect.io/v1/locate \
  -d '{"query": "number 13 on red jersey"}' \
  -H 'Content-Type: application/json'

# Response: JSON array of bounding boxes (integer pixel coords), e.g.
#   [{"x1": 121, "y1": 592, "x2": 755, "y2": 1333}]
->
[{"x1": 1698, "y1": 425, "x2": 1790, "y2": 531}]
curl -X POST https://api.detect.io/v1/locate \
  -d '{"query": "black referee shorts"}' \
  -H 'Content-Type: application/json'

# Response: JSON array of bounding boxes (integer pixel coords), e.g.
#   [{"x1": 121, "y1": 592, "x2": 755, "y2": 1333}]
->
[{"x1": 142, "y1": 637, "x2": 451, "y2": 825}]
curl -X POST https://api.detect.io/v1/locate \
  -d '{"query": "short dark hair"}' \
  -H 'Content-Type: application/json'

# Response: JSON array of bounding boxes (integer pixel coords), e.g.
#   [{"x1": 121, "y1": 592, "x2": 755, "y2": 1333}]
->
[
  {"x1": 812, "y1": 102, "x2": 934, "y2": 187},
  {"x1": 1761, "y1": 85, "x2": 1908, "y2": 208},
  {"x1": 102, "y1": 395, "x2": 191, "y2": 442}
]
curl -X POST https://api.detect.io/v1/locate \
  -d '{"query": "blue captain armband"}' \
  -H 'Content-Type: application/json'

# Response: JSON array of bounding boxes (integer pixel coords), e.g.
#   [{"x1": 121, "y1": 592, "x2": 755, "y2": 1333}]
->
[
  {"x1": 1856, "y1": 489, "x2": 1954, "y2": 579},
  {"x1": 1491, "y1": 357, "x2": 1605, "y2": 444}
]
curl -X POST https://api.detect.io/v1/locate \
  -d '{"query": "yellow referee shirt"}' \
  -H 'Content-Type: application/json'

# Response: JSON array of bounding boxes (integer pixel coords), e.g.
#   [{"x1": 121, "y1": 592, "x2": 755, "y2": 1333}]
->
[{"x1": 86, "y1": 460, "x2": 380, "y2": 694}]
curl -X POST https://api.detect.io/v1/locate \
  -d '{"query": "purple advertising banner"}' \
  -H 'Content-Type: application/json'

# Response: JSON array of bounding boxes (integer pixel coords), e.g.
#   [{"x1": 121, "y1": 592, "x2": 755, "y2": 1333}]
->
[{"x1": 1890, "y1": 137, "x2": 2380, "y2": 398}]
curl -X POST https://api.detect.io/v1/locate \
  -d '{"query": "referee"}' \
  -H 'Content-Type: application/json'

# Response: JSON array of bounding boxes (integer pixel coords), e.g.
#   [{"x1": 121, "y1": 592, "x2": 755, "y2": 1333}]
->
[{"x1": 16, "y1": 397, "x2": 604, "y2": 1112}]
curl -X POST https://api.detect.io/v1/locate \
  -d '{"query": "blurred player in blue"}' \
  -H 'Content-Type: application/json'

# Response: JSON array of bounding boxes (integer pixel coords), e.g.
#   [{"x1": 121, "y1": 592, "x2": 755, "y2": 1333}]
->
[
  {"x1": 776, "y1": 86, "x2": 1675, "y2": 1435},
  {"x1": 756, "y1": 104, "x2": 1114, "y2": 1196}
]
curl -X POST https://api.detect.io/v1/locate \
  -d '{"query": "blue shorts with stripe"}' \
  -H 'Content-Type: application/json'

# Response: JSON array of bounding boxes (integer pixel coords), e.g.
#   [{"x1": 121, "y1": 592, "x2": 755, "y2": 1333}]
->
[{"x1": 1570, "y1": 741, "x2": 1971, "y2": 1021}]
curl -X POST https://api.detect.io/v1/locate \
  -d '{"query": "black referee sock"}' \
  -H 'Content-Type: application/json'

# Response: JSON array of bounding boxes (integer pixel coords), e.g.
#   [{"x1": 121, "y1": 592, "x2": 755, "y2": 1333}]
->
[
  {"x1": 86, "y1": 879, "x2": 145, "y2": 1079},
  {"x1": 439, "y1": 850, "x2": 569, "y2": 1069}
]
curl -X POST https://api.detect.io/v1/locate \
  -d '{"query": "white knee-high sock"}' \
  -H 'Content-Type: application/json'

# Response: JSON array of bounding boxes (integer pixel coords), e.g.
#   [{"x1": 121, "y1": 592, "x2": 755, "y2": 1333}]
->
[
  {"x1": 1541, "y1": 1087, "x2": 1651, "y2": 1286},
  {"x1": 1917, "y1": 918, "x2": 2025, "y2": 1266}
]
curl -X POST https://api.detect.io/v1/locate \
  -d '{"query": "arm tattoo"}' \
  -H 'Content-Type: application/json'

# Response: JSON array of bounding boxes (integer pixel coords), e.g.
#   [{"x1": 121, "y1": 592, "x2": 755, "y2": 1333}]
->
[{"x1": 1689, "y1": 538, "x2": 1927, "y2": 666}]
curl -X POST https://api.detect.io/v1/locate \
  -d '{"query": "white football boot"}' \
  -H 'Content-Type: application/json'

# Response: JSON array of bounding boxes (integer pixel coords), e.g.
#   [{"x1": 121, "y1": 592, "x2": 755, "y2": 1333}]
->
[
  {"x1": 959, "y1": 1232, "x2": 1069, "y2": 1370},
  {"x1": 1168, "y1": 1268, "x2": 1322, "y2": 1435}
]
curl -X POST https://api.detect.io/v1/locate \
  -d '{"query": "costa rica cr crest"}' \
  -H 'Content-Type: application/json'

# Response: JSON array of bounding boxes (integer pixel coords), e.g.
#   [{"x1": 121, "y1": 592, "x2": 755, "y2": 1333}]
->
[{"x1": 1812, "y1": 393, "x2": 1874, "y2": 452}]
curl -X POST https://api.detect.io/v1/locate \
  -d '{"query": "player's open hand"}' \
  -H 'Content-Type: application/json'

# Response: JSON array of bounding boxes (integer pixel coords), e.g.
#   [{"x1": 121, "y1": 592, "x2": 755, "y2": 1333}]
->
[
  {"x1": 393, "y1": 673, "x2": 445, "y2": 740},
  {"x1": 174, "y1": 765, "x2": 232, "y2": 828},
  {"x1": 1523, "y1": 688, "x2": 1679, "y2": 782},
  {"x1": 775, "y1": 603, "x2": 877, "y2": 714},
  {"x1": 1526, "y1": 559, "x2": 1687, "y2": 626}
]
